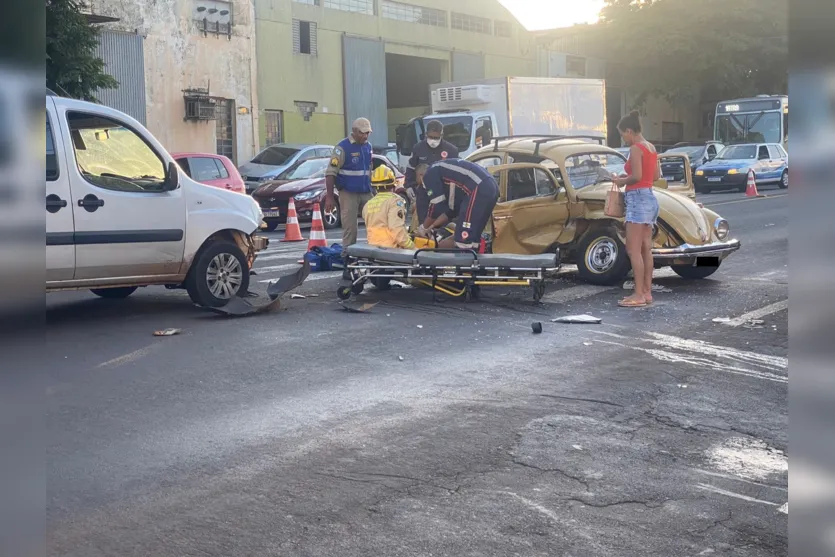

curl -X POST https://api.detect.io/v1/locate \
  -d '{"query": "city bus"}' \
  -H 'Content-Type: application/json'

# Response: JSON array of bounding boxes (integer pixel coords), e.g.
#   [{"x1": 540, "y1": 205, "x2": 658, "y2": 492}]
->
[{"x1": 714, "y1": 95, "x2": 788, "y2": 149}]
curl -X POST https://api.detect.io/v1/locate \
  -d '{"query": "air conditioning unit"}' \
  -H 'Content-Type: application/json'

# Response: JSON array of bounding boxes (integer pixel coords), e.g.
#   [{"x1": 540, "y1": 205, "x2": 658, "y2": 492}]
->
[
  {"x1": 433, "y1": 85, "x2": 494, "y2": 110},
  {"x1": 183, "y1": 88, "x2": 217, "y2": 121}
]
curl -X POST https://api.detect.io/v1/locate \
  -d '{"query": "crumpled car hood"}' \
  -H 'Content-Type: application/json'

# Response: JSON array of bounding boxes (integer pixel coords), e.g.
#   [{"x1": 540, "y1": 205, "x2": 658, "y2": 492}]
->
[{"x1": 577, "y1": 184, "x2": 713, "y2": 244}]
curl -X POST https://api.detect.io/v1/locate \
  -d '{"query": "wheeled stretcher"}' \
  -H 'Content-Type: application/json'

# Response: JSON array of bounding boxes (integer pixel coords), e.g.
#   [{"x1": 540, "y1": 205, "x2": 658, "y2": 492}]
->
[{"x1": 337, "y1": 244, "x2": 560, "y2": 302}]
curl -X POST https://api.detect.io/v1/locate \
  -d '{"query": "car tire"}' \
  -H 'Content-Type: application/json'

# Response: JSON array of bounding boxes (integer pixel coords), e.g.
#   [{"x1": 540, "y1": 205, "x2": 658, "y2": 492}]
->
[
  {"x1": 262, "y1": 220, "x2": 279, "y2": 232},
  {"x1": 671, "y1": 263, "x2": 721, "y2": 280},
  {"x1": 779, "y1": 169, "x2": 788, "y2": 189},
  {"x1": 186, "y1": 242, "x2": 250, "y2": 308},
  {"x1": 91, "y1": 286, "x2": 138, "y2": 299},
  {"x1": 323, "y1": 205, "x2": 341, "y2": 230},
  {"x1": 576, "y1": 229, "x2": 630, "y2": 286}
]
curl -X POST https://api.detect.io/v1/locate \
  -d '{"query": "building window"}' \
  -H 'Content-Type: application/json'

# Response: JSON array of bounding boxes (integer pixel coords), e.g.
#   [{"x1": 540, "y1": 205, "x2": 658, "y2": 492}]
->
[
  {"x1": 381, "y1": 1, "x2": 446, "y2": 27},
  {"x1": 215, "y1": 98, "x2": 236, "y2": 163},
  {"x1": 566, "y1": 55, "x2": 586, "y2": 77},
  {"x1": 451, "y1": 12, "x2": 492, "y2": 34},
  {"x1": 193, "y1": 0, "x2": 233, "y2": 37},
  {"x1": 324, "y1": 0, "x2": 374, "y2": 15},
  {"x1": 494, "y1": 20, "x2": 512, "y2": 38},
  {"x1": 264, "y1": 110, "x2": 284, "y2": 146},
  {"x1": 292, "y1": 0, "x2": 320, "y2": 4},
  {"x1": 293, "y1": 20, "x2": 318, "y2": 55}
]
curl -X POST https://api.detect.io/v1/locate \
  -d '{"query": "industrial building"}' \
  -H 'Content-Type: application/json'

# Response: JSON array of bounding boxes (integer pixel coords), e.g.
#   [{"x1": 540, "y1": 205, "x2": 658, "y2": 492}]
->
[
  {"x1": 84, "y1": 0, "x2": 703, "y2": 161},
  {"x1": 254, "y1": 0, "x2": 538, "y2": 148}
]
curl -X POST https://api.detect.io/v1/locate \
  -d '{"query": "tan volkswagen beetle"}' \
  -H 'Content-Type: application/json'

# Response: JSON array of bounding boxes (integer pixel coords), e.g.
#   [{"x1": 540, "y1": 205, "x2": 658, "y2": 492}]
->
[{"x1": 467, "y1": 136, "x2": 741, "y2": 285}]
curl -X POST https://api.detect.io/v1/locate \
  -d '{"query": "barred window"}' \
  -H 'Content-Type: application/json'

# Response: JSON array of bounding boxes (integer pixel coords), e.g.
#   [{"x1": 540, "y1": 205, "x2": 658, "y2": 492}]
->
[
  {"x1": 494, "y1": 20, "x2": 512, "y2": 38},
  {"x1": 381, "y1": 0, "x2": 446, "y2": 27},
  {"x1": 264, "y1": 110, "x2": 283, "y2": 146},
  {"x1": 451, "y1": 12, "x2": 492, "y2": 34},
  {"x1": 324, "y1": 0, "x2": 374, "y2": 15}
]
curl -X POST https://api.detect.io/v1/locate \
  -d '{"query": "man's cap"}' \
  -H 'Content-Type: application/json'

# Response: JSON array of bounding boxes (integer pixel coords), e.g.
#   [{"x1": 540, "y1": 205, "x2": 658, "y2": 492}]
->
[
  {"x1": 352, "y1": 118, "x2": 372, "y2": 133},
  {"x1": 426, "y1": 120, "x2": 444, "y2": 134}
]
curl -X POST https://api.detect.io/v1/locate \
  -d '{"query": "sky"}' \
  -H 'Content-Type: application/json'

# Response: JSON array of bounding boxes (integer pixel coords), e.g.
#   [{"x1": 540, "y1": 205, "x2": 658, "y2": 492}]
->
[{"x1": 498, "y1": 0, "x2": 605, "y2": 31}]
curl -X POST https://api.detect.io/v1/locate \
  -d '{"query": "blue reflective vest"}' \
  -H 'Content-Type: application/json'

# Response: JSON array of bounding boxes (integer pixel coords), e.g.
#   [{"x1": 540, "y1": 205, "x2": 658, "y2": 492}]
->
[{"x1": 335, "y1": 137, "x2": 372, "y2": 194}]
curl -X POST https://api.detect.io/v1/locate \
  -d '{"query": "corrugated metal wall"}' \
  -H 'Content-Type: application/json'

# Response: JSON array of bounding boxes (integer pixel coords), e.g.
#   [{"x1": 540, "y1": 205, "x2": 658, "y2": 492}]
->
[
  {"x1": 94, "y1": 31, "x2": 147, "y2": 125},
  {"x1": 452, "y1": 51, "x2": 485, "y2": 82},
  {"x1": 342, "y1": 35, "x2": 388, "y2": 148}
]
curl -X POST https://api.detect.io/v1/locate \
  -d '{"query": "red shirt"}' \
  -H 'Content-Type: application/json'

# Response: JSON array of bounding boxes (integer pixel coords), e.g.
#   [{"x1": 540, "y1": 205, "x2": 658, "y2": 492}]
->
[{"x1": 623, "y1": 143, "x2": 657, "y2": 191}]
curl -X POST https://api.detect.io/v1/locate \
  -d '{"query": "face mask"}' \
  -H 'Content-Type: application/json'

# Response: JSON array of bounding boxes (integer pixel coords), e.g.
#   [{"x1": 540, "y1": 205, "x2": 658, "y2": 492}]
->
[{"x1": 427, "y1": 138, "x2": 441, "y2": 149}]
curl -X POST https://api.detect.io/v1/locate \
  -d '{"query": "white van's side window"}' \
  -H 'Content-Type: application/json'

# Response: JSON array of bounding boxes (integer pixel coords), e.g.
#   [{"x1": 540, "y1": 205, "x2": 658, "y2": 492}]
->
[
  {"x1": 66, "y1": 112, "x2": 167, "y2": 192},
  {"x1": 46, "y1": 115, "x2": 59, "y2": 182}
]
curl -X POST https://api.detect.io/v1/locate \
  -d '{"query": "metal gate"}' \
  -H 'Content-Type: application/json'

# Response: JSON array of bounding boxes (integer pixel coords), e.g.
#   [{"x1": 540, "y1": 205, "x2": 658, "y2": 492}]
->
[
  {"x1": 94, "y1": 31, "x2": 147, "y2": 125},
  {"x1": 342, "y1": 35, "x2": 388, "y2": 148},
  {"x1": 215, "y1": 98, "x2": 236, "y2": 163}
]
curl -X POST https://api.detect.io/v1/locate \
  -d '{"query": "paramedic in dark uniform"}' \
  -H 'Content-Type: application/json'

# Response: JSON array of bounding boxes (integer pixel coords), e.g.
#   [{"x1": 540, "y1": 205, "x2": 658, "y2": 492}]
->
[
  {"x1": 325, "y1": 117, "x2": 374, "y2": 277},
  {"x1": 405, "y1": 120, "x2": 459, "y2": 228},
  {"x1": 415, "y1": 159, "x2": 499, "y2": 250}
]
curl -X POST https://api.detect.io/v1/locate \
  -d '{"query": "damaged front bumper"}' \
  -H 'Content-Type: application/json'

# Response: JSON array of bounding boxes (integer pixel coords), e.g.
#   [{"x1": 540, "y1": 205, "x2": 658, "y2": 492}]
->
[{"x1": 652, "y1": 238, "x2": 741, "y2": 262}]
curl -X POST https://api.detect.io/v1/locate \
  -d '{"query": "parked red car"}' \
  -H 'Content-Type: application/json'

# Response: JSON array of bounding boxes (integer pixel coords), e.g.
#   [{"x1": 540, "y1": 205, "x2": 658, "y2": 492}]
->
[
  {"x1": 172, "y1": 153, "x2": 246, "y2": 194},
  {"x1": 253, "y1": 155, "x2": 404, "y2": 231}
]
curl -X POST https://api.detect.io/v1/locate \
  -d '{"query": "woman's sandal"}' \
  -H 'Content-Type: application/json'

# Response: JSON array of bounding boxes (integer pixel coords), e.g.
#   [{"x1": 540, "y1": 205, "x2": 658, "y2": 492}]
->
[{"x1": 618, "y1": 297, "x2": 648, "y2": 308}]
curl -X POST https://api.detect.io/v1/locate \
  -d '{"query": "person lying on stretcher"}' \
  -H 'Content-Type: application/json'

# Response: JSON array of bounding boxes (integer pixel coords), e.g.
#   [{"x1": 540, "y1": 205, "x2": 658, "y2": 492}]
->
[
  {"x1": 413, "y1": 160, "x2": 499, "y2": 250},
  {"x1": 362, "y1": 166, "x2": 415, "y2": 250}
]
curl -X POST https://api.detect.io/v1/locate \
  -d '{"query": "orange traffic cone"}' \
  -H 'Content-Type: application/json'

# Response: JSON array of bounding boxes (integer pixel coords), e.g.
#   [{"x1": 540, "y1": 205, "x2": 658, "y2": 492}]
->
[
  {"x1": 745, "y1": 169, "x2": 761, "y2": 197},
  {"x1": 307, "y1": 202, "x2": 328, "y2": 251},
  {"x1": 282, "y1": 198, "x2": 305, "y2": 242}
]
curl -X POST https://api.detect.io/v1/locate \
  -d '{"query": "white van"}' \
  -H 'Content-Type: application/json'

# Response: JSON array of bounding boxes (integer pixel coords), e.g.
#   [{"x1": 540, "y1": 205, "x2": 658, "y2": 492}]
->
[{"x1": 46, "y1": 92, "x2": 268, "y2": 307}]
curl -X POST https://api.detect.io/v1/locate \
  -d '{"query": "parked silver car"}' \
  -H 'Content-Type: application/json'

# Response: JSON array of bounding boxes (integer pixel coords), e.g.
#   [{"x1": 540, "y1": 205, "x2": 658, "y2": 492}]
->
[{"x1": 238, "y1": 143, "x2": 333, "y2": 194}]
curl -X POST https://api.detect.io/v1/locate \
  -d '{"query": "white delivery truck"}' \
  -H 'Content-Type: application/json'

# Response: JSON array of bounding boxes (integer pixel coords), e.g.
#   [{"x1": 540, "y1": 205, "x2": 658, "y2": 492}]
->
[{"x1": 397, "y1": 76, "x2": 607, "y2": 168}]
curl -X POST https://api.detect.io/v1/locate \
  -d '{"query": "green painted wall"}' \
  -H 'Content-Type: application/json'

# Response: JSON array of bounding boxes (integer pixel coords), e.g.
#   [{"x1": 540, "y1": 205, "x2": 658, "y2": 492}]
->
[{"x1": 253, "y1": 0, "x2": 539, "y2": 147}]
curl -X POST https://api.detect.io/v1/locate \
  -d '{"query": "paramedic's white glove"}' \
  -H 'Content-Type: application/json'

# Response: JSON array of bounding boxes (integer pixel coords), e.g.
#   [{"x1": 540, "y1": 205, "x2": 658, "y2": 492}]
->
[
  {"x1": 406, "y1": 187, "x2": 417, "y2": 203},
  {"x1": 416, "y1": 225, "x2": 428, "y2": 238}
]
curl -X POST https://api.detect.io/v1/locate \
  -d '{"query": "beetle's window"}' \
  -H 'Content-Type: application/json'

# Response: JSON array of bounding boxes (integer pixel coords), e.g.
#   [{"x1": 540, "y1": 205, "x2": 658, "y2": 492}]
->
[
  {"x1": 506, "y1": 168, "x2": 558, "y2": 201},
  {"x1": 474, "y1": 156, "x2": 502, "y2": 168},
  {"x1": 564, "y1": 153, "x2": 624, "y2": 189},
  {"x1": 67, "y1": 112, "x2": 166, "y2": 192}
]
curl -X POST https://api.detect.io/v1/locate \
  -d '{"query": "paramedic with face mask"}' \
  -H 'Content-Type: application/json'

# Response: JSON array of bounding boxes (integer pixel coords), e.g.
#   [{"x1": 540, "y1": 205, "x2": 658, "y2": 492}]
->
[{"x1": 404, "y1": 120, "x2": 459, "y2": 228}]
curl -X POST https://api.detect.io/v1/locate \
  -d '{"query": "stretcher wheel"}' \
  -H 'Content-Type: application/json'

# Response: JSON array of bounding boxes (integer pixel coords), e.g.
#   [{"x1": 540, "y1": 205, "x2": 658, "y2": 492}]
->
[
  {"x1": 532, "y1": 281, "x2": 546, "y2": 302},
  {"x1": 351, "y1": 282, "x2": 365, "y2": 295},
  {"x1": 337, "y1": 286, "x2": 352, "y2": 300}
]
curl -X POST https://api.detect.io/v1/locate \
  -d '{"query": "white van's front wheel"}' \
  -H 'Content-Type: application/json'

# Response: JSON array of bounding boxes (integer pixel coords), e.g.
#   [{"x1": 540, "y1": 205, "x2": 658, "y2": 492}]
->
[{"x1": 186, "y1": 242, "x2": 250, "y2": 307}]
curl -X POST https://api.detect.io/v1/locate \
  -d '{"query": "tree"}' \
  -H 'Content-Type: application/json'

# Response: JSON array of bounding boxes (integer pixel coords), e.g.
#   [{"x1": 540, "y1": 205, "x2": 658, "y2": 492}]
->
[
  {"x1": 592, "y1": 0, "x2": 787, "y2": 107},
  {"x1": 46, "y1": 0, "x2": 118, "y2": 100}
]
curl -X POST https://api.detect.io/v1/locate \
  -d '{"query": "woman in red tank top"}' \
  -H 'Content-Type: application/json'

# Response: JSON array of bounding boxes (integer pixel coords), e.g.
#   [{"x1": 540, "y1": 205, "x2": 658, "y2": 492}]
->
[{"x1": 613, "y1": 111, "x2": 661, "y2": 307}]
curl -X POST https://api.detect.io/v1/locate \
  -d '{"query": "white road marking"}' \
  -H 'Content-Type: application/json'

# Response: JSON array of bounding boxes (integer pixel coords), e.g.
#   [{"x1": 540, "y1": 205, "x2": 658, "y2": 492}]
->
[
  {"x1": 96, "y1": 344, "x2": 158, "y2": 369},
  {"x1": 540, "y1": 284, "x2": 612, "y2": 304},
  {"x1": 261, "y1": 270, "x2": 344, "y2": 284},
  {"x1": 693, "y1": 469, "x2": 787, "y2": 492},
  {"x1": 256, "y1": 251, "x2": 307, "y2": 263},
  {"x1": 645, "y1": 332, "x2": 787, "y2": 370},
  {"x1": 777, "y1": 502, "x2": 788, "y2": 514},
  {"x1": 253, "y1": 263, "x2": 302, "y2": 274},
  {"x1": 594, "y1": 332, "x2": 787, "y2": 383},
  {"x1": 498, "y1": 491, "x2": 561, "y2": 522},
  {"x1": 722, "y1": 300, "x2": 788, "y2": 327},
  {"x1": 695, "y1": 483, "x2": 780, "y2": 507}
]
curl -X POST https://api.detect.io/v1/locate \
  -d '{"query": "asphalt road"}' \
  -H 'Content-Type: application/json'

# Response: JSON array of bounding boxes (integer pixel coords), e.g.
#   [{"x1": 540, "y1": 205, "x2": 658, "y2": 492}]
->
[{"x1": 46, "y1": 188, "x2": 788, "y2": 556}]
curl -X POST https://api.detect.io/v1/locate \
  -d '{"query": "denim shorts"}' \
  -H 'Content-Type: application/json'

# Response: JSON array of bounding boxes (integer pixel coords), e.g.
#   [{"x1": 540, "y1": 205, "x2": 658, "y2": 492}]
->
[{"x1": 625, "y1": 188, "x2": 660, "y2": 225}]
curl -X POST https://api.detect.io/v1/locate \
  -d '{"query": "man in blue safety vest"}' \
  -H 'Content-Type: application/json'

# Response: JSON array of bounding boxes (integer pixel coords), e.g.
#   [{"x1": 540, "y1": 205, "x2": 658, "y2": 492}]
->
[{"x1": 325, "y1": 118, "x2": 374, "y2": 278}]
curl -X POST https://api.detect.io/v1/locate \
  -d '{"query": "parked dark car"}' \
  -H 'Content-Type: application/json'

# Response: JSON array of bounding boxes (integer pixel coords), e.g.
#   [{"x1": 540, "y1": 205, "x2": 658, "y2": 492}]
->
[
  {"x1": 252, "y1": 154, "x2": 404, "y2": 231},
  {"x1": 694, "y1": 143, "x2": 788, "y2": 193}
]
